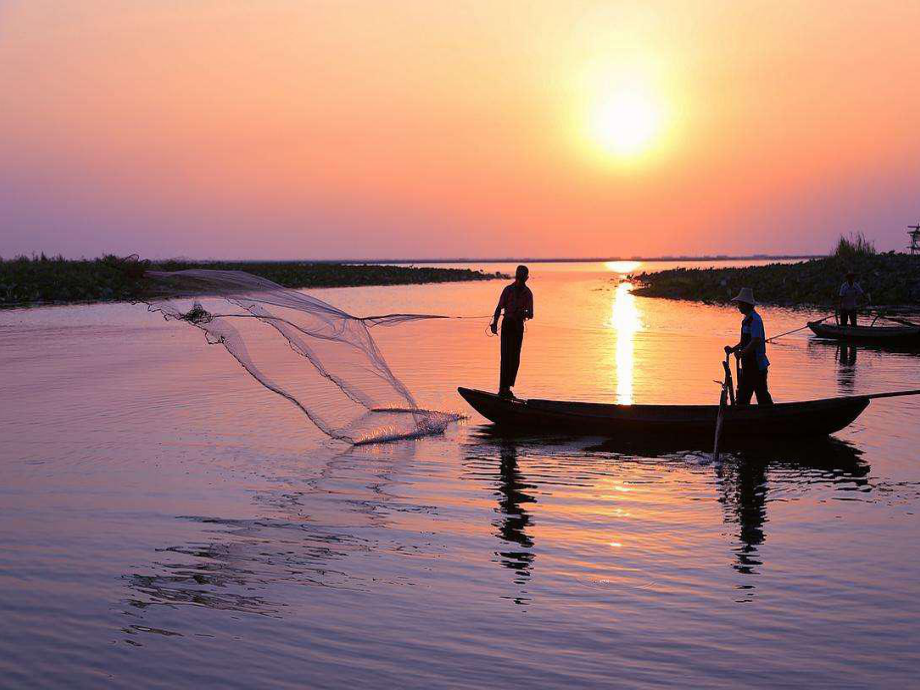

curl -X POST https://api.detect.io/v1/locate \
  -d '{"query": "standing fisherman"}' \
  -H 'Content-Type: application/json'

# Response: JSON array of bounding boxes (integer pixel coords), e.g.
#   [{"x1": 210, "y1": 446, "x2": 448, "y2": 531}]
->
[
  {"x1": 724, "y1": 288, "x2": 773, "y2": 406},
  {"x1": 491, "y1": 265, "x2": 534, "y2": 398},
  {"x1": 837, "y1": 270, "x2": 867, "y2": 327}
]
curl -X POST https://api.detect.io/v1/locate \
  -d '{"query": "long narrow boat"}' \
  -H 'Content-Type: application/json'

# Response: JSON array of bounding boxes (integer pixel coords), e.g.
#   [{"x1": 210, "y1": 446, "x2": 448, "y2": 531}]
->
[
  {"x1": 808, "y1": 320, "x2": 920, "y2": 346},
  {"x1": 458, "y1": 387, "x2": 873, "y2": 439}
]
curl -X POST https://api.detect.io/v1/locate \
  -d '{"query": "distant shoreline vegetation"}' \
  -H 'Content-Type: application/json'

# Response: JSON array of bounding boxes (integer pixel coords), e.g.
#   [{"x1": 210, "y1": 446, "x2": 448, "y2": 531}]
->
[
  {"x1": 0, "y1": 255, "x2": 507, "y2": 309},
  {"x1": 355, "y1": 254, "x2": 819, "y2": 264},
  {"x1": 633, "y1": 235, "x2": 920, "y2": 308}
]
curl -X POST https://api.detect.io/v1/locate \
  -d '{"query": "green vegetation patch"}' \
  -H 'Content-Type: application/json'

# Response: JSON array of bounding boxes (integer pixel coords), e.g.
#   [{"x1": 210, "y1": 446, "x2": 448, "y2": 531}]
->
[
  {"x1": 634, "y1": 249, "x2": 920, "y2": 308},
  {"x1": 0, "y1": 254, "x2": 505, "y2": 308}
]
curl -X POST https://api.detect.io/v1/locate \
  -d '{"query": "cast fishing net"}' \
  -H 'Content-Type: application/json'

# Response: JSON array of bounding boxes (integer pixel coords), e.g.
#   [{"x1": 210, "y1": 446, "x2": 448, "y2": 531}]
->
[{"x1": 143, "y1": 269, "x2": 463, "y2": 444}]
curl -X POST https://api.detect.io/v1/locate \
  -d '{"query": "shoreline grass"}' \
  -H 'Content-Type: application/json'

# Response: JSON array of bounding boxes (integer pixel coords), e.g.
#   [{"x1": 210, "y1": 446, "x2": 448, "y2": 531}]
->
[
  {"x1": 633, "y1": 248, "x2": 920, "y2": 308},
  {"x1": 0, "y1": 255, "x2": 506, "y2": 309}
]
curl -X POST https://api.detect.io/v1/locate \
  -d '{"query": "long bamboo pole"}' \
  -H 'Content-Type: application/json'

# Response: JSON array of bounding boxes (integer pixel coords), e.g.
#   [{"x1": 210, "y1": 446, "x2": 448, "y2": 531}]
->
[
  {"x1": 766, "y1": 315, "x2": 833, "y2": 343},
  {"x1": 862, "y1": 389, "x2": 920, "y2": 400}
]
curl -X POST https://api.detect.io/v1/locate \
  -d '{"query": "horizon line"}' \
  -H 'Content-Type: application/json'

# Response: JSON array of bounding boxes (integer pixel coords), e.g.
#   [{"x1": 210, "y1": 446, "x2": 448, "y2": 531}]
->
[
  {"x1": 100, "y1": 253, "x2": 823, "y2": 264},
  {"x1": 352, "y1": 254, "x2": 821, "y2": 264},
  {"x1": 3, "y1": 252, "x2": 832, "y2": 263}
]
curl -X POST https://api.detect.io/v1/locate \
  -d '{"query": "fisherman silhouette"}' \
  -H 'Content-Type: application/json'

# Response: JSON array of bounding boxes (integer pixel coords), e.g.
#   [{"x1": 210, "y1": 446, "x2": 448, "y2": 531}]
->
[{"x1": 490, "y1": 265, "x2": 533, "y2": 398}]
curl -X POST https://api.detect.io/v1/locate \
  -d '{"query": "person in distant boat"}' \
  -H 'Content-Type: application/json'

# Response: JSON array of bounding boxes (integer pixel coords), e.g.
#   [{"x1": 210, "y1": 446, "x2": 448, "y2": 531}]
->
[
  {"x1": 491, "y1": 265, "x2": 534, "y2": 398},
  {"x1": 724, "y1": 287, "x2": 773, "y2": 406},
  {"x1": 837, "y1": 270, "x2": 866, "y2": 327}
]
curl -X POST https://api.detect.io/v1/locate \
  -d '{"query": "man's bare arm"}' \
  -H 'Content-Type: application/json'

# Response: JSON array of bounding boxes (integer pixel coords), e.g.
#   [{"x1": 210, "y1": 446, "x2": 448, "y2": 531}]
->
[{"x1": 490, "y1": 293, "x2": 505, "y2": 333}]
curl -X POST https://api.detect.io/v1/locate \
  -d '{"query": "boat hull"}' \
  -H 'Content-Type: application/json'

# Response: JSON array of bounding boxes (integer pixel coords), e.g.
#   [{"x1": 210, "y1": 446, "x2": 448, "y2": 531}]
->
[
  {"x1": 808, "y1": 321, "x2": 920, "y2": 346},
  {"x1": 457, "y1": 387, "x2": 870, "y2": 438}
]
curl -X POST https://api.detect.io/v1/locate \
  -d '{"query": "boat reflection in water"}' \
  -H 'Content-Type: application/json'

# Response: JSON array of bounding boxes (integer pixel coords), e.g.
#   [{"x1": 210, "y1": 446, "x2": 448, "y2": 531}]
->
[
  {"x1": 714, "y1": 439, "x2": 868, "y2": 592},
  {"x1": 807, "y1": 336, "x2": 920, "y2": 398},
  {"x1": 468, "y1": 427, "x2": 869, "y2": 601},
  {"x1": 124, "y1": 423, "x2": 871, "y2": 631},
  {"x1": 598, "y1": 435, "x2": 868, "y2": 596}
]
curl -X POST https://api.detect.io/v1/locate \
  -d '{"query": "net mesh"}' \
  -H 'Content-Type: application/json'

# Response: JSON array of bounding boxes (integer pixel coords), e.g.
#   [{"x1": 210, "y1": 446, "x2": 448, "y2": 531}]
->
[{"x1": 143, "y1": 269, "x2": 462, "y2": 444}]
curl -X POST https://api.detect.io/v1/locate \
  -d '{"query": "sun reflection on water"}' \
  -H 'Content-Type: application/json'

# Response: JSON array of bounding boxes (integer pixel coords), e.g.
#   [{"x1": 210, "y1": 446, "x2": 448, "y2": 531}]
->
[
  {"x1": 604, "y1": 260, "x2": 642, "y2": 274},
  {"x1": 608, "y1": 281, "x2": 643, "y2": 404}
]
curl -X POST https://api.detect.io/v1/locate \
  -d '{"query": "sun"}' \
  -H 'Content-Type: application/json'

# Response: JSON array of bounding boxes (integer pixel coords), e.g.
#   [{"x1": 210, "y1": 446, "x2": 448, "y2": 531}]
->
[{"x1": 589, "y1": 90, "x2": 662, "y2": 158}]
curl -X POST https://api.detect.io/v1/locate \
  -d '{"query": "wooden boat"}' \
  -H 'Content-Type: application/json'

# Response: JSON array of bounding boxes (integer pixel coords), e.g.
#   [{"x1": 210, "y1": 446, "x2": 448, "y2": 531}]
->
[
  {"x1": 458, "y1": 387, "x2": 872, "y2": 439},
  {"x1": 808, "y1": 320, "x2": 920, "y2": 346}
]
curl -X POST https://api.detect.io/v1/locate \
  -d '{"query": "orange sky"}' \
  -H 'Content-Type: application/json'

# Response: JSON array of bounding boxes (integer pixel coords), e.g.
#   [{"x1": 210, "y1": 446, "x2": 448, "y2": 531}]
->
[{"x1": 2, "y1": 1, "x2": 919, "y2": 259}]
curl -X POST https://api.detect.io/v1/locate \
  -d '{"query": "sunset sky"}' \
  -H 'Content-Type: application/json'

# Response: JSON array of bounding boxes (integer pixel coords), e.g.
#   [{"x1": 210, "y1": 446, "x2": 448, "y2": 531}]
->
[{"x1": 2, "y1": 1, "x2": 919, "y2": 259}]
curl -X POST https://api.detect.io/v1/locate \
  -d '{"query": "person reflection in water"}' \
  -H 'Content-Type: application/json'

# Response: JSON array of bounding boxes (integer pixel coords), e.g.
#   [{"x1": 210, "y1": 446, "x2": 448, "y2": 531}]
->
[
  {"x1": 491, "y1": 265, "x2": 534, "y2": 399},
  {"x1": 496, "y1": 443, "x2": 535, "y2": 595},
  {"x1": 718, "y1": 459, "x2": 767, "y2": 577},
  {"x1": 837, "y1": 344, "x2": 858, "y2": 395},
  {"x1": 724, "y1": 288, "x2": 773, "y2": 406}
]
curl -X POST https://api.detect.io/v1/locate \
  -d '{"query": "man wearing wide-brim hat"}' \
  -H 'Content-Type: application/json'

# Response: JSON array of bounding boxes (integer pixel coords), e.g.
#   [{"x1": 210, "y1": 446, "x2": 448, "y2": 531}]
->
[{"x1": 724, "y1": 288, "x2": 774, "y2": 405}]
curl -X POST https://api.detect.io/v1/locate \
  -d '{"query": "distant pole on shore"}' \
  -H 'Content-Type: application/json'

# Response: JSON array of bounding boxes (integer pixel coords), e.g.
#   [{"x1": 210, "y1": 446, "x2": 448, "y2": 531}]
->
[{"x1": 909, "y1": 223, "x2": 920, "y2": 255}]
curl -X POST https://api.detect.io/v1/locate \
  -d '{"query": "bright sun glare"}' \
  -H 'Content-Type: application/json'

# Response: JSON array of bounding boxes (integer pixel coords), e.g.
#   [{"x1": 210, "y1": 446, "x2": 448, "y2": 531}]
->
[{"x1": 590, "y1": 91, "x2": 662, "y2": 158}]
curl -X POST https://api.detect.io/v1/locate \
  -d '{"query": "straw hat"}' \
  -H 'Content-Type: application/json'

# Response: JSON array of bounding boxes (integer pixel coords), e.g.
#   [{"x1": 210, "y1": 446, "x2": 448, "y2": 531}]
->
[{"x1": 730, "y1": 287, "x2": 756, "y2": 305}]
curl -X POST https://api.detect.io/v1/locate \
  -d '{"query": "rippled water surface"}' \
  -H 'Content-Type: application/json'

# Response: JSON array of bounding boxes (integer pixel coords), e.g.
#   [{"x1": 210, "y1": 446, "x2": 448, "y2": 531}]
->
[{"x1": 2, "y1": 261, "x2": 919, "y2": 688}]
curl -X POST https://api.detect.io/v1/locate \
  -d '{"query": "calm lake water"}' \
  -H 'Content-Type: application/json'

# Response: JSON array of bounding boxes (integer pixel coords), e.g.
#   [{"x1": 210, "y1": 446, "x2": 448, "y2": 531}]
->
[{"x1": 1, "y1": 261, "x2": 918, "y2": 688}]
